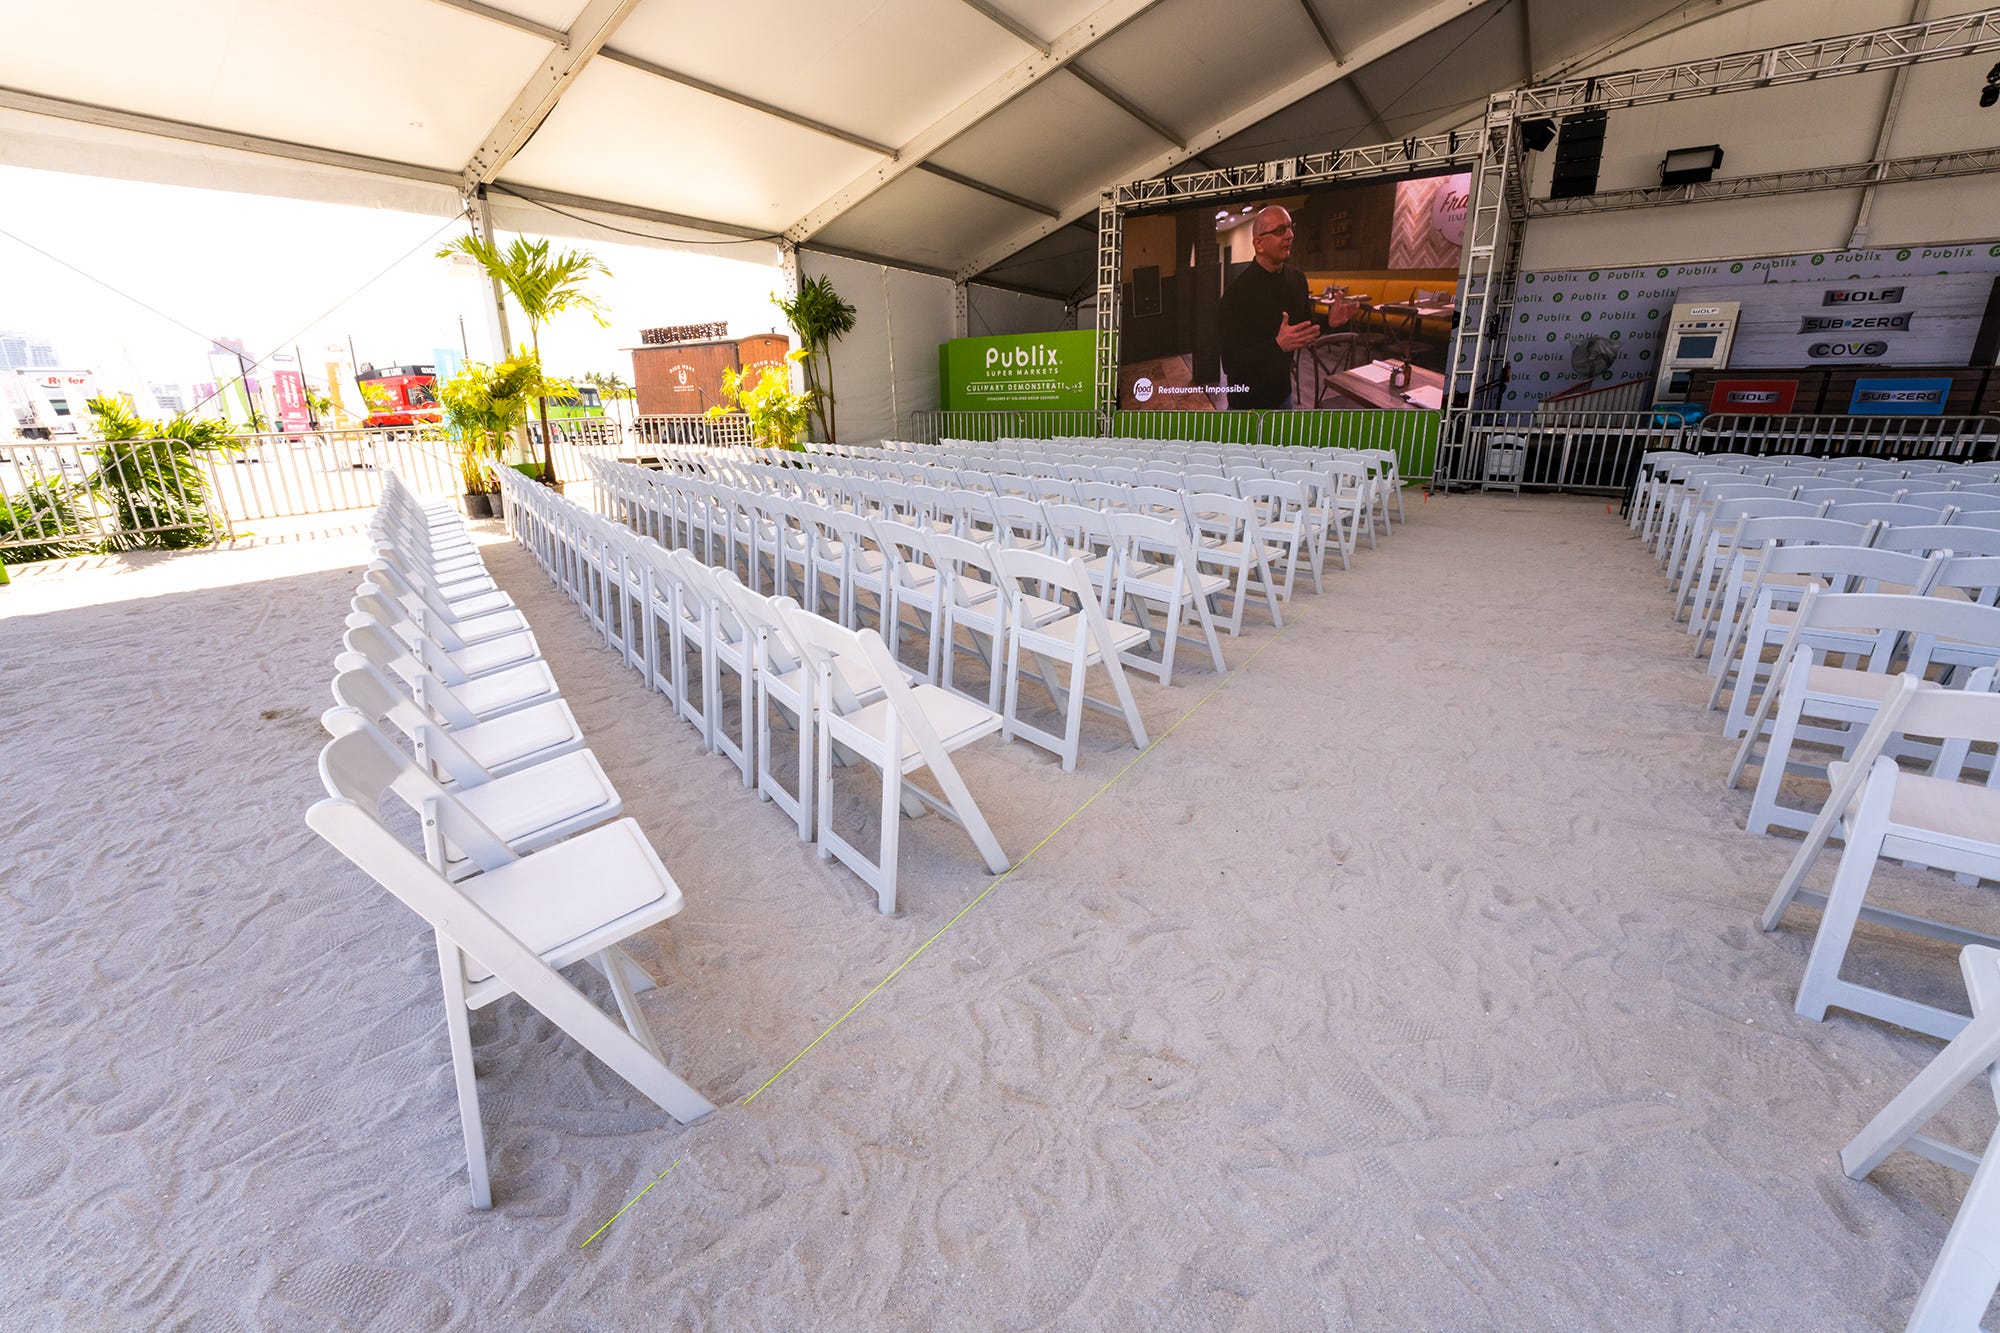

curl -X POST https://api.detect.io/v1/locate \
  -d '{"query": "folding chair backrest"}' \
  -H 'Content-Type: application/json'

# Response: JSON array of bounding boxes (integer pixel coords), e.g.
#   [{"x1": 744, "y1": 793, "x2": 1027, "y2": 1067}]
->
[
  {"x1": 1825, "y1": 501, "x2": 1956, "y2": 525},
  {"x1": 1758, "y1": 543, "x2": 1938, "y2": 593},
  {"x1": 1734, "y1": 516, "x2": 1875, "y2": 549},
  {"x1": 1935, "y1": 555, "x2": 2000, "y2": 606},
  {"x1": 1873, "y1": 524, "x2": 2000, "y2": 557}
]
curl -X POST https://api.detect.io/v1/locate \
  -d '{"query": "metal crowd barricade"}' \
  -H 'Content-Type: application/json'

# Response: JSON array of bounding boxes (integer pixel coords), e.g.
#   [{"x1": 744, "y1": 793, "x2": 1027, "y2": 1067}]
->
[
  {"x1": 632, "y1": 414, "x2": 753, "y2": 448},
  {"x1": 1436, "y1": 410, "x2": 2000, "y2": 495},
  {"x1": 1, "y1": 427, "x2": 467, "y2": 558}
]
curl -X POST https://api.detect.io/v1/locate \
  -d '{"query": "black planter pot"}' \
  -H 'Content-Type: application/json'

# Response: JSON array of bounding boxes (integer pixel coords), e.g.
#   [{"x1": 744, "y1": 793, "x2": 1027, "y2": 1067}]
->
[{"x1": 463, "y1": 492, "x2": 493, "y2": 519}]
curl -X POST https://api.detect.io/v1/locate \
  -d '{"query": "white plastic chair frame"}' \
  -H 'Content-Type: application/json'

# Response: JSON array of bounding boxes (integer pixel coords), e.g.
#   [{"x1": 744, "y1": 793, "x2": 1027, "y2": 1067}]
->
[
  {"x1": 993, "y1": 546, "x2": 1150, "y2": 772},
  {"x1": 1839, "y1": 944, "x2": 2000, "y2": 1332}
]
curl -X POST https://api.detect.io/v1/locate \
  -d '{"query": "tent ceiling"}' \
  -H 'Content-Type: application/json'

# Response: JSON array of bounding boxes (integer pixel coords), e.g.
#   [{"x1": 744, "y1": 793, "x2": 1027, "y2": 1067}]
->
[{"x1": 0, "y1": 0, "x2": 1756, "y2": 298}]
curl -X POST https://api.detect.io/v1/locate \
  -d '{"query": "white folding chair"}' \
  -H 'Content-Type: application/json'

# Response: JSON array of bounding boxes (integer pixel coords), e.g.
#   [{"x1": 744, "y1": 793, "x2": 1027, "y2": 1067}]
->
[
  {"x1": 668, "y1": 549, "x2": 753, "y2": 785},
  {"x1": 1107, "y1": 509, "x2": 1227, "y2": 686},
  {"x1": 777, "y1": 605, "x2": 1010, "y2": 913},
  {"x1": 1760, "y1": 676, "x2": 2000, "y2": 1038},
  {"x1": 1731, "y1": 590, "x2": 2000, "y2": 838},
  {"x1": 992, "y1": 546, "x2": 1150, "y2": 771},
  {"x1": 1839, "y1": 944, "x2": 2000, "y2": 1332},
  {"x1": 308, "y1": 742, "x2": 712, "y2": 1210}
]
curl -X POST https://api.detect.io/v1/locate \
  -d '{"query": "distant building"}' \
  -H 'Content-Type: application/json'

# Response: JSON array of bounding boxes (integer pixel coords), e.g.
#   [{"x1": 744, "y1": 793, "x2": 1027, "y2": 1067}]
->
[
  {"x1": 150, "y1": 382, "x2": 186, "y2": 414},
  {"x1": 0, "y1": 330, "x2": 60, "y2": 371}
]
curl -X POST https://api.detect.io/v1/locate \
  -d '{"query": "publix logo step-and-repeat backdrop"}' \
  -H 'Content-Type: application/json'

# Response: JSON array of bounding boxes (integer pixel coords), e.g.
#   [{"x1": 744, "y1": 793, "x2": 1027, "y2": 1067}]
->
[
  {"x1": 1504, "y1": 242, "x2": 2000, "y2": 406},
  {"x1": 938, "y1": 331, "x2": 1096, "y2": 412}
]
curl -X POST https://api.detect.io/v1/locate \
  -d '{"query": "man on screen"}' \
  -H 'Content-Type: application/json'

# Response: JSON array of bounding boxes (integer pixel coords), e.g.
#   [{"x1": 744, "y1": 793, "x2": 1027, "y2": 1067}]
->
[{"x1": 1218, "y1": 205, "x2": 1328, "y2": 410}]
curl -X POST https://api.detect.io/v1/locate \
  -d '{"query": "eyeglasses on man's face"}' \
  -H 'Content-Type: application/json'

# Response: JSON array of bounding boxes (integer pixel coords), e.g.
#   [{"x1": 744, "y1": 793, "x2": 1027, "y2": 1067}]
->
[{"x1": 1255, "y1": 224, "x2": 1295, "y2": 238}]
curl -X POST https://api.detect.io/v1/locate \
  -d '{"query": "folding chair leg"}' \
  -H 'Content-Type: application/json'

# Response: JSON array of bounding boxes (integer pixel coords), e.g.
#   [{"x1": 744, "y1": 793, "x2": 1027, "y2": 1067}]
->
[
  {"x1": 599, "y1": 949, "x2": 667, "y2": 1063},
  {"x1": 436, "y1": 938, "x2": 492, "y2": 1210}
]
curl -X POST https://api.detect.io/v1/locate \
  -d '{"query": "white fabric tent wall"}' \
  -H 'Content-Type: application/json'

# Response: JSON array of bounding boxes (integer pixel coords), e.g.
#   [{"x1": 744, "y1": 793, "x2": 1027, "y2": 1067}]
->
[
  {"x1": 800, "y1": 251, "x2": 956, "y2": 445},
  {"x1": 966, "y1": 286, "x2": 1072, "y2": 338}
]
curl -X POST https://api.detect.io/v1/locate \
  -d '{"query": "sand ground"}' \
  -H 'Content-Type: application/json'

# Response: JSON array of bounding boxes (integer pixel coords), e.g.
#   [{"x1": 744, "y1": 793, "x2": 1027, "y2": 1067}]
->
[{"x1": 1, "y1": 492, "x2": 1991, "y2": 1331}]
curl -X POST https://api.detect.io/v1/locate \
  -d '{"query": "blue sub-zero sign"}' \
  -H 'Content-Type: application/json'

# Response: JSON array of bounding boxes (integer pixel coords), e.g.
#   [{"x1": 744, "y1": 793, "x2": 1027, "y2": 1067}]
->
[{"x1": 1848, "y1": 377, "x2": 1952, "y2": 415}]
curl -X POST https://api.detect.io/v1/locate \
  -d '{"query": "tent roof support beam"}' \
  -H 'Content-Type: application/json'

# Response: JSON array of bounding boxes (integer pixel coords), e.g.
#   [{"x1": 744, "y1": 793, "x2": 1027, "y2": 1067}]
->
[
  {"x1": 785, "y1": 0, "x2": 1166, "y2": 243},
  {"x1": 462, "y1": 0, "x2": 640, "y2": 185}
]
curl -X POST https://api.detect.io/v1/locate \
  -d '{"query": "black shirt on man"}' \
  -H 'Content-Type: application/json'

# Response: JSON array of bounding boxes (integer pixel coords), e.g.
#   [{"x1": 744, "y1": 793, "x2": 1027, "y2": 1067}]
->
[{"x1": 1218, "y1": 261, "x2": 1322, "y2": 410}]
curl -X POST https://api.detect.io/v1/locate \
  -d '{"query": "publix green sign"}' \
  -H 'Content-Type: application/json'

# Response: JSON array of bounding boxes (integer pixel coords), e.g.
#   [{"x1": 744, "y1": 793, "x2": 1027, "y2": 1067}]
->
[{"x1": 938, "y1": 330, "x2": 1095, "y2": 412}]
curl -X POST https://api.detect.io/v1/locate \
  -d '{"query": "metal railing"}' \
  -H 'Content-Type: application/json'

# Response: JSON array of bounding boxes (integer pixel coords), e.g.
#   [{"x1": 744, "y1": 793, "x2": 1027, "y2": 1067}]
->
[
  {"x1": 905, "y1": 408, "x2": 1439, "y2": 481},
  {"x1": 0, "y1": 427, "x2": 457, "y2": 557},
  {"x1": 632, "y1": 414, "x2": 753, "y2": 448},
  {"x1": 1437, "y1": 410, "x2": 2000, "y2": 494}
]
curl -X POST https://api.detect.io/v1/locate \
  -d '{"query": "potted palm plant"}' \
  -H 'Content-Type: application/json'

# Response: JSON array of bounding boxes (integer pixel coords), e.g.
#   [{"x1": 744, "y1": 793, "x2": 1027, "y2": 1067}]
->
[
  {"x1": 436, "y1": 233, "x2": 610, "y2": 488},
  {"x1": 774, "y1": 275, "x2": 856, "y2": 443},
  {"x1": 438, "y1": 356, "x2": 571, "y2": 516},
  {"x1": 706, "y1": 349, "x2": 816, "y2": 450}
]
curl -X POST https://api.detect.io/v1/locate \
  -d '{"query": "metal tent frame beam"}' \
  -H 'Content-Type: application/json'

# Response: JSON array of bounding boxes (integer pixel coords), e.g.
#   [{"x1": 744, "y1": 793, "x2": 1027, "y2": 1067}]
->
[
  {"x1": 462, "y1": 0, "x2": 640, "y2": 185},
  {"x1": 1524, "y1": 146, "x2": 2000, "y2": 216}
]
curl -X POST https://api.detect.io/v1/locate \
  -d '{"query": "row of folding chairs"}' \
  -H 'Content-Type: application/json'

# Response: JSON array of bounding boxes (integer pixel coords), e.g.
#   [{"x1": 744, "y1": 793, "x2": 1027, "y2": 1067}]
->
[
  {"x1": 580, "y1": 456, "x2": 1167, "y2": 769},
  {"x1": 303, "y1": 472, "x2": 716, "y2": 1209},
  {"x1": 1634, "y1": 450, "x2": 2000, "y2": 556},
  {"x1": 493, "y1": 465, "x2": 1022, "y2": 913},
  {"x1": 646, "y1": 439, "x2": 1410, "y2": 537},
  {"x1": 1635, "y1": 475, "x2": 2000, "y2": 1326},
  {"x1": 590, "y1": 456, "x2": 1298, "y2": 691}
]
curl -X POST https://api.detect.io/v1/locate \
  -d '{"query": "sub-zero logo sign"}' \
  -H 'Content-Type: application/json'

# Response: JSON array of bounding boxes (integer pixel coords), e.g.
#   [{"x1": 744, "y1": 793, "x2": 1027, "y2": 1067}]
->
[
  {"x1": 1799, "y1": 313, "x2": 1912, "y2": 333},
  {"x1": 1807, "y1": 341, "x2": 1890, "y2": 359},
  {"x1": 1856, "y1": 389, "x2": 1944, "y2": 404},
  {"x1": 1822, "y1": 286, "x2": 1905, "y2": 305}
]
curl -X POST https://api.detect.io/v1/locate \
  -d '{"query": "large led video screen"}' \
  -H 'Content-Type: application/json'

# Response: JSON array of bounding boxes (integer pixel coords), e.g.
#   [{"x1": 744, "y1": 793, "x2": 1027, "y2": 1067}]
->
[{"x1": 1116, "y1": 171, "x2": 1468, "y2": 412}]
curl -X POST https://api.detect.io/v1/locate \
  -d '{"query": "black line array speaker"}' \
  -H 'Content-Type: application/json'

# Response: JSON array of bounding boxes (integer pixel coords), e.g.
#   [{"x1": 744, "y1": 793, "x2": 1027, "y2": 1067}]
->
[{"x1": 1549, "y1": 110, "x2": 1607, "y2": 200}]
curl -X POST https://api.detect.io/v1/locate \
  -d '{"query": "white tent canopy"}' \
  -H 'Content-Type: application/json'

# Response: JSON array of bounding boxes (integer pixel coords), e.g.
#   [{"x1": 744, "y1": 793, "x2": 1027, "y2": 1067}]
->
[
  {"x1": 8, "y1": 0, "x2": 2000, "y2": 440},
  {"x1": 0, "y1": 0, "x2": 1728, "y2": 296}
]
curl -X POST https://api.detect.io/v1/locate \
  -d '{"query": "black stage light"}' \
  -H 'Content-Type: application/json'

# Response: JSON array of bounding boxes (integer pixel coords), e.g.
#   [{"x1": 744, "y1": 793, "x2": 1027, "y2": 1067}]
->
[
  {"x1": 1660, "y1": 144, "x2": 1724, "y2": 186},
  {"x1": 1519, "y1": 118, "x2": 1557, "y2": 152}
]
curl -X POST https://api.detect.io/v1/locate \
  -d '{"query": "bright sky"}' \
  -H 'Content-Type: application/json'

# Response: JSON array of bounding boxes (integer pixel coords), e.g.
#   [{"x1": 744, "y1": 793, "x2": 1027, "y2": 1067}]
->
[{"x1": 0, "y1": 163, "x2": 787, "y2": 404}]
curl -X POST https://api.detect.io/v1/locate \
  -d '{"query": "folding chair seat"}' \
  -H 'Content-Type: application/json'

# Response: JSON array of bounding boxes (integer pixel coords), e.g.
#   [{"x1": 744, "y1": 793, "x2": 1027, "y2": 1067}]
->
[
  {"x1": 1731, "y1": 590, "x2": 2000, "y2": 837},
  {"x1": 1839, "y1": 944, "x2": 2000, "y2": 1331},
  {"x1": 357, "y1": 572, "x2": 528, "y2": 645},
  {"x1": 1107, "y1": 510, "x2": 1227, "y2": 686},
  {"x1": 307, "y1": 741, "x2": 711, "y2": 1210},
  {"x1": 322, "y1": 706, "x2": 622, "y2": 880},
  {"x1": 349, "y1": 590, "x2": 541, "y2": 679},
  {"x1": 1697, "y1": 516, "x2": 1877, "y2": 673},
  {"x1": 1760, "y1": 676, "x2": 2000, "y2": 1038},
  {"x1": 330, "y1": 659, "x2": 586, "y2": 784},
  {"x1": 992, "y1": 547, "x2": 1150, "y2": 771},
  {"x1": 777, "y1": 604, "x2": 1010, "y2": 913},
  {"x1": 367, "y1": 552, "x2": 512, "y2": 618}
]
